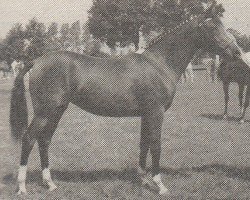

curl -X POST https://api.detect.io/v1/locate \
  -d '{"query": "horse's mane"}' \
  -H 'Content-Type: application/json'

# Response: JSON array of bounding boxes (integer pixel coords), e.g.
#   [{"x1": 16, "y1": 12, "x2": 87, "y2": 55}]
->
[{"x1": 146, "y1": 13, "x2": 222, "y2": 49}]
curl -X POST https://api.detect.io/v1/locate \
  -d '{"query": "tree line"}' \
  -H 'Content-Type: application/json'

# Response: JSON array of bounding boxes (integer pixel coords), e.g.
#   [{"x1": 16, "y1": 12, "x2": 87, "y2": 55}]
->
[
  {"x1": 0, "y1": 19, "x2": 86, "y2": 63},
  {"x1": 0, "y1": 0, "x2": 225, "y2": 63}
]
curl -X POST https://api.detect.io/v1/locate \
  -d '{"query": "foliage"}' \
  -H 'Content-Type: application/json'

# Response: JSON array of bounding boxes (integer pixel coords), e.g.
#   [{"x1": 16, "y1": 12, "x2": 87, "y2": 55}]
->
[
  {"x1": 60, "y1": 23, "x2": 70, "y2": 49},
  {"x1": 1, "y1": 23, "x2": 25, "y2": 63},
  {"x1": 87, "y1": 0, "x2": 225, "y2": 48},
  {"x1": 24, "y1": 18, "x2": 47, "y2": 60},
  {"x1": 45, "y1": 22, "x2": 61, "y2": 52},
  {"x1": 0, "y1": 19, "x2": 83, "y2": 62},
  {"x1": 0, "y1": 0, "x2": 226, "y2": 61}
]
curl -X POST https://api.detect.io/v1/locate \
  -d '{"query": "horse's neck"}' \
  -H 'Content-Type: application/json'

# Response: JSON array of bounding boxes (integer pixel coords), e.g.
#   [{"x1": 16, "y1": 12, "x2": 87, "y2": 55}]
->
[{"x1": 143, "y1": 32, "x2": 198, "y2": 81}]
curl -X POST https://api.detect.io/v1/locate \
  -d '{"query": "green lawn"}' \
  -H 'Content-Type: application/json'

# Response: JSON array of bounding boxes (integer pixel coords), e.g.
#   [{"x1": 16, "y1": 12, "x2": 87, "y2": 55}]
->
[{"x1": 1, "y1": 71, "x2": 250, "y2": 199}]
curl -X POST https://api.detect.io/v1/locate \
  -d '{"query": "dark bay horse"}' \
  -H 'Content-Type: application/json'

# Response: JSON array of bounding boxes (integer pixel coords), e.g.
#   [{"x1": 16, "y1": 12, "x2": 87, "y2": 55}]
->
[
  {"x1": 218, "y1": 58, "x2": 250, "y2": 123},
  {"x1": 10, "y1": 5, "x2": 245, "y2": 195}
]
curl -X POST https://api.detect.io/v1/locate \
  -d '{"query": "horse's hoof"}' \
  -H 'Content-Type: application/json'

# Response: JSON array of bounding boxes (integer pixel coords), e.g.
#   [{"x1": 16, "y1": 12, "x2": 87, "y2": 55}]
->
[
  {"x1": 152, "y1": 174, "x2": 170, "y2": 196},
  {"x1": 43, "y1": 180, "x2": 57, "y2": 191}
]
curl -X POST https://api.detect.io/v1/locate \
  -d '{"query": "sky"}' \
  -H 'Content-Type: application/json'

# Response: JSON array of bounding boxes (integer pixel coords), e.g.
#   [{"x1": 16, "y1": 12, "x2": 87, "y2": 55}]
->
[
  {"x1": 217, "y1": 0, "x2": 250, "y2": 35},
  {"x1": 0, "y1": 0, "x2": 93, "y2": 38},
  {"x1": 0, "y1": 0, "x2": 249, "y2": 39}
]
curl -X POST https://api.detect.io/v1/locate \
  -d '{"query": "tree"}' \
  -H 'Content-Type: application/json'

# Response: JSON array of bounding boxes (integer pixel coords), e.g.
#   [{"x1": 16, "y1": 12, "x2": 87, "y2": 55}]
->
[
  {"x1": 47, "y1": 22, "x2": 58, "y2": 38},
  {"x1": 60, "y1": 23, "x2": 70, "y2": 50},
  {"x1": 45, "y1": 22, "x2": 61, "y2": 52},
  {"x1": 87, "y1": 0, "x2": 224, "y2": 49},
  {"x1": 2, "y1": 23, "x2": 25, "y2": 63},
  {"x1": 24, "y1": 18, "x2": 47, "y2": 60},
  {"x1": 69, "y1": 20, "x2": 81, "y2": 51}
]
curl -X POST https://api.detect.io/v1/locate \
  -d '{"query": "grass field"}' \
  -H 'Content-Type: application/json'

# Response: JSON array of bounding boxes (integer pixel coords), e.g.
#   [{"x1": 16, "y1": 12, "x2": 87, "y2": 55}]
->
[{"x1": 1, "y1": 71, "x2": 250, "y2": 199}]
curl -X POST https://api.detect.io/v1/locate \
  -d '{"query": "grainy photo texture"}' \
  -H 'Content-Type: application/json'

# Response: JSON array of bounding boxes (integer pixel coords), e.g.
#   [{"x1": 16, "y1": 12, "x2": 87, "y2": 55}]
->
[{"x1": 1, "y1": 0, "x2": 250, "y2": 199}]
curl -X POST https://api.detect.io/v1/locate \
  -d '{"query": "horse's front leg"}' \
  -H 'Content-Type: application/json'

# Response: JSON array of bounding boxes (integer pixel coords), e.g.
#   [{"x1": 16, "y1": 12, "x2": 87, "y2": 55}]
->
[
  {"x1": 238, "y1": 84, "x2": 245, "y2": 114},
  {"x1": 139, "y1": 107, "x2": 169, "y2": 195},
  {"x1": 138, "y1": 114, "x2": 151, "y2": 186},
  {"x1": 223, "y1": 83, "x2": 229, "y2": 119},
  {"x1": 240, "y1": 85, "x2": 250, "y2": 123}
]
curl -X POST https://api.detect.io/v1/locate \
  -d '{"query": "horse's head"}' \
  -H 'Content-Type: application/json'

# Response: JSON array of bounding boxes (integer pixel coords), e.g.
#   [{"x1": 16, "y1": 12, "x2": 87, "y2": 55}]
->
[{"x1": 196, "y1": 3, "x2": 243, "y2": 61}]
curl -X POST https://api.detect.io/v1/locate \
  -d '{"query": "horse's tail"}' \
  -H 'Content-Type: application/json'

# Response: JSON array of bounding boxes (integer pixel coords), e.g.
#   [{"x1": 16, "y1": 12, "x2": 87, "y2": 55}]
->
[{"x1": 9, "y1": 61, "x2": 34, "y2": 142}]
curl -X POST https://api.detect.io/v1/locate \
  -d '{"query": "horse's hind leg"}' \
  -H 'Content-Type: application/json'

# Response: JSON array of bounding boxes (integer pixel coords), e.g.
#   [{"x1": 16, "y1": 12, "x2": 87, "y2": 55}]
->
[
  {"x1": 17, "y1": 105, "x2": 67, "y2": 194},
  {"x1": 17, "y1": 118, "x2": 37, "y2": 194},
  {"x1": 17, "y1": 115, "x2": 50, "y2": 194},
  {"x1": 223, "y1": 83, "x2": 229, "y2": 119}
]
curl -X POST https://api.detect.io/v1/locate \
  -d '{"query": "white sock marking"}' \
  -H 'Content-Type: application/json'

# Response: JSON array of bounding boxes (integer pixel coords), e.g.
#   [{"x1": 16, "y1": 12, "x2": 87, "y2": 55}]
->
[
  {"x1": 152, "y1": 174, "x2": 169, "y2": 195},
  {"x1": 17, "y1": 165, "x2": 27, "y2": 194},
  {"x1": 42, "y1": 168, "x2": 57, "y2": 191}
]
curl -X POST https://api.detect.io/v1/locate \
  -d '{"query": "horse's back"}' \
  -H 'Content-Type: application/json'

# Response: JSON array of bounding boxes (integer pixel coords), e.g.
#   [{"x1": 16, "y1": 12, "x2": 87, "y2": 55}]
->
[{"x1": 218, "y1": 60, "x2": 249, "y2": 84}]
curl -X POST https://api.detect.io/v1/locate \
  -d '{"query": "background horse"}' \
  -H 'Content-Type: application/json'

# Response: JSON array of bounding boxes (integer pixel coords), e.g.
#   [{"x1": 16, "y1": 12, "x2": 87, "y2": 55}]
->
[
  {"x1": 0, "y1": 61, "x2": 11, "y2": 79},
  {"x1": 218, "y1": 54, "x2": 250, "y2": 123},
  {"x1": 181, "y1": 62, "x2": 194, "y2": 83},
  {"x1": 10, "y1": 4, "x2": 245, "y2": 196},
  {"x1": 203, "y1": 56, "x2": 215, "y2": 82}
]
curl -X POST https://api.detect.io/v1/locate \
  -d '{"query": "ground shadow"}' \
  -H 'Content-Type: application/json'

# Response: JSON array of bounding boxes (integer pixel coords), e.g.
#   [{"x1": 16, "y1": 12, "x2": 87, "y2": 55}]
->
[
  {"x1": 2, "y1": 168, "x2": 141, "y2": 185},
  {"x1": 200, "y1": 113, "x2": 250, "y2": 123},
  {"x1": 192, "y1": 164, "x2": 250, "y2": 181},
  {"x1": 3, "y1": 164, "x2": 250, "y2": 185}
]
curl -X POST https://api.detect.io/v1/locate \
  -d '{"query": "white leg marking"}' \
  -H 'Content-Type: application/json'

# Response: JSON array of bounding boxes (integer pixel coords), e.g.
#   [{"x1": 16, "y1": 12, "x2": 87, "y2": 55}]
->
[
  {"x1": 152, "y1": 174, "x2": 169, "y2": 195},
  {"x1": 17, "y1": 165, "x2": 27, "y2": 195},
  {"x1": 42, "y1": 168, "x2": 57, "y2": 191}
]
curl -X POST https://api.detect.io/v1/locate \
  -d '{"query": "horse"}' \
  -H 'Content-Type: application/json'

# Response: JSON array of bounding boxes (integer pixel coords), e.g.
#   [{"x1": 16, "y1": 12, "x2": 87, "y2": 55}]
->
[
  {"x1": 10, "y1": 4, "x2": 246, "y2": 196},
  {"x1": 218, "y1": 56, "x2": 250, "y2": 123}
]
